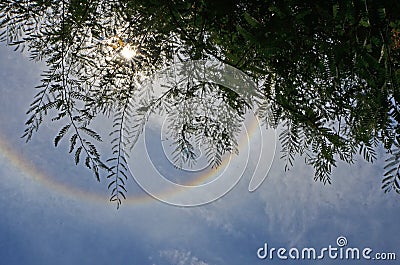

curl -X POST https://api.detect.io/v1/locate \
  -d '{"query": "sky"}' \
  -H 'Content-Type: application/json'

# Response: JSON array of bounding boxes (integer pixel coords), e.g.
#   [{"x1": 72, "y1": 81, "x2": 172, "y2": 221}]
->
[{"x1": 0, "y1": 43, "x2": 399, "y2": 265}]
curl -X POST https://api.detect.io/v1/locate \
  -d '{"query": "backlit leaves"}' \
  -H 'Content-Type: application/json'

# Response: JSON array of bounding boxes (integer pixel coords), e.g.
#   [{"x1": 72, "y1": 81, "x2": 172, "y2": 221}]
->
[{"x1": 1, "y1": 0, "x2": 400, "y2": 207}]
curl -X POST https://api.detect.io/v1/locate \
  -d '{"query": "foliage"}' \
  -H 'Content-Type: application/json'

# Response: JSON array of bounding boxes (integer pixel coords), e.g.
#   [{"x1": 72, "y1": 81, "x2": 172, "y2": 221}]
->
[{"x1": 1, "y1": 0, "x2": 400, "y2": 206}]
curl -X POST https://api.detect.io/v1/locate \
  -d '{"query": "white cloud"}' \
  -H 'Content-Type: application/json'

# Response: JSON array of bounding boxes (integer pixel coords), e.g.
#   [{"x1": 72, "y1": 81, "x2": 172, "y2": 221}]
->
[
  {"x1": 255, "y1": 142, "x2": 397, "y2": 245},
  {"x1": 186, "y1": 206, "x2": 236, "y2": 235},
  {"x1": 159, "y1": 249, "x2": 209, "y2": 265}
]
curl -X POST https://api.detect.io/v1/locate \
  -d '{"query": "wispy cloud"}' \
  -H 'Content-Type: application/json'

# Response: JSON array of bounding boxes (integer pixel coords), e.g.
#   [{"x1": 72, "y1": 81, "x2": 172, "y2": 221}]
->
[
  {"x1": 186, "y1": 206, "x2": 237, "y2": 236},
  {"x1": 256, "y1": 144, "x2": 399, "y2": 245},
  {"x1": 160, "y1": 249, "x2": 209, "y2": 265}
]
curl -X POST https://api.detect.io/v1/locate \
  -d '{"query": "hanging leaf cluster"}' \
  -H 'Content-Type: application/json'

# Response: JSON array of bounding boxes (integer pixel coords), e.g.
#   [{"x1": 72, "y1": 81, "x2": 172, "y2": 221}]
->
[{"x1": 1, "y1": 0, "x2": 400, "y2": 207}]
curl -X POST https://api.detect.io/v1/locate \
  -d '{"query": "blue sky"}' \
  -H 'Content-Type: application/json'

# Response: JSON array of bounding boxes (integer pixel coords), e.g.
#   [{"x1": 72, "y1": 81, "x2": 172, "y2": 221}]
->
[{"x1": 0, "y1": 44, "x2": 399, "y2": 265}]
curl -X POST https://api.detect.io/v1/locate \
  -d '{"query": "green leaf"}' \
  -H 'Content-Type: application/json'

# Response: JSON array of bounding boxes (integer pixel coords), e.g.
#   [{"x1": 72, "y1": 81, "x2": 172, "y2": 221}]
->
[
  {"x1": 54, "y1": 124, "x2": 71, "y2": 147},
  {"x1": 74, "y1": 146, "x2": 82, "y2": 165},
  {"x1": 79, "y1": 127, "x2": 102, "y2": 141}
]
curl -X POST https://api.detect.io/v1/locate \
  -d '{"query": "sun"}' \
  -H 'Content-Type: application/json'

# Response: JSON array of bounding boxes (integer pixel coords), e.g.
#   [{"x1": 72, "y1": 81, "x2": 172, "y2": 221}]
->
[{"x1": 120, "y1": 44, "x2": 137, "y2": 60}]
